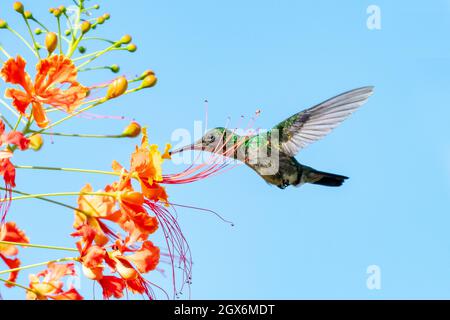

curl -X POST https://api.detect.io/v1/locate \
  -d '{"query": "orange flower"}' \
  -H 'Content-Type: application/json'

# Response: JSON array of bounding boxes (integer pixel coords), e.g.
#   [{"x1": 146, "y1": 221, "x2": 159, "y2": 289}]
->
[
  {"x1": 0, "y1": 55, "x2": 87, "y2": 128},
  {"x1": 112, "y1": 128, "x2": 169, "y2": 203},
  {"x1": 71, "y1": 224, "x2": 106, "y2": 281},
  {"x1": 26, "y1": 262, "x2": 83, "y2": 300},
  {"x1": 104, "y1": 240, "x2": 160, "y2": 299},
  {"x1": 98, "y1": 276, "x2": 125, "y2": 299},
  {"x1": 0, "y1": 120, "x2": 29, "y2": 151},
  {"x1": 0, "y1": 159, "x2": 15, "y2": 187},
  {"x1": 106, "y1": 181, "x2": 158, "y2": 243},
  {"x1": 71, "y1": 227, "x2": 160, "y2": 299},
  {"x1": 0, "y1": 221, "x2": 29, "y2": 287},
  {"x1": 74, "y1": 184, "x2": 120, "y2": 246}
]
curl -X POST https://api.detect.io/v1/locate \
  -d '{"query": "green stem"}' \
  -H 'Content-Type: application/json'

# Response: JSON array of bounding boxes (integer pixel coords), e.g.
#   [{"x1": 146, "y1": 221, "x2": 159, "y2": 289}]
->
[
  {"x1": 0, "y1": 257, "x2": 77, "y2": 276},
  {"x1": 0, "y1": 45, "x2": 11, "y2": 59},
  {"x1": 82, "y1": 36, "x2": 115, "y2": 44},
  {"x1": 0, "y1": 277, "x2": 34, "y2": 292},
  {"x1": 5, "y1": 191, "x2": 115, "y2": 202},
  {"x1": 78, "y1": 65, "x2": 112, "y2": 73},
  {"x1": 22, "y1": 16, "x2": 41, "y2": 59},
  {"x1": 0, "y1": 113, "x2": 14, "y2": 130},
  {"x1": 72, "y1": 47, "x2": 125, "y2": 62},
  {"x1": 13, "y1": 115, "x2": 23, "y2": 131},
  {"x1": 14, "y1": 165, "x2": 120, "y2": 177},
  {"x1": 30, "y1": 131, "x2": 125, "y2": 139},
  {"x1": 63, "y1": 12, "x2": 75, "y2": 42},
  {"x1": 30, "y1": 17, "x2": 49, "y2": 32},
  {"x1": 0, "y1": 99, "x2": 24, "y2": 122},
  {"x1": 1, "y1": 187, "x2": 98, "y2": 219},
  {"x1": 57, "y1": 16, "x2": 63, "y2": 55},
  {"x1": 7, "y1": 26, "x2": 37, "y2": 58},
  {"x1": 76, "y1": 42, "x2": 120, "y2": 69},
  {"x1": 0, "y1": 241, "x2": 78, "y2": 253}
]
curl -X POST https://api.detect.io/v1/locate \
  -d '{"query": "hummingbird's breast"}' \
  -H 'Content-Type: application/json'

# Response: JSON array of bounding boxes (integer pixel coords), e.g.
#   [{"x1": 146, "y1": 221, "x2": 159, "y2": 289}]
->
[{"x1": 243, "y1": 145, "x2": 301, "y2": 187}]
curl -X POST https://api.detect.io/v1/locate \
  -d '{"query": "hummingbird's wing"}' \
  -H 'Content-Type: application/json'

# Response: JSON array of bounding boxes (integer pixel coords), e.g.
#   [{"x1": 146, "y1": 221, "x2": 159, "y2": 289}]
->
[{"x1": 272, "y1": 86, "x2": 374, "y2": 157}]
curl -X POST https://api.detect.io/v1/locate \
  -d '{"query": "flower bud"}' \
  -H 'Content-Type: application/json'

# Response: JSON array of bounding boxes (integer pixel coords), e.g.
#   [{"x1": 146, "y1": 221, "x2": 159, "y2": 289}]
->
[
  {"x1": 81, "y1": 21, "x2": 91, "y2": 34},
  {"x1": 78, "y1": 46, "x2": 86, "y2": 54},
  {"x1": 110, "y1": 64, "x2": 120, "y2": 73},
  {"x1": 24, "y1": 10, "x2": 32, "y2": 19},
  {"x1": 97, "y1": 16, "x2": 105, "y2": 24},
  {"x1": 106, "y1": 76, "x2": 128, "y2": 99},
  {"x1": 52, "y1": 8, "x2": 61, "y2": 17},
  {"x1": 122, "y1": 121, "x2": 141, "y2": 138},
  {"x1": 126, "y1": 44, "x2": 137, "y2": 52},
  {"x1": 103, "y1": 13, "x2": 110, "y2": 20},
  {"x1": 121, "y1": 191, "x2": 144, "y2": 205},
  {"x1": 140, "y1": 69, "x2": 155, "y2": 79},
  {"x1": 13, "y1": 2, "x2": 24, "y2": 14},
  {"x1": 140, "y1": 74, "x2": 157, "y2": 89},
  {"x1": 93, "y1": 4, "x2": 100, "y2": 9},
  {"x1": 45, "y1": 32, "x2": 58, "y2": 54},
  {"x1": 120, "y1": 34, "x2": 132, "y2": 44},
  {"x1": 29, "y1": 134, "x2": 43, "y2": 151},
  {"x1": 34, "y1": 28, "x2": 42, "y2": 35},
  {"x1": 0, "y1": 19, "x2": 8, "y2": 29},
  {"x1": 58, "y1": 5, "x2": 66, "y2": 14},
  {"x1": 162, "y1": 144, "x2": 172, "y2": 160},
  {"x1": 64, "y1": 29, "x2": 71, "y2": 36}
]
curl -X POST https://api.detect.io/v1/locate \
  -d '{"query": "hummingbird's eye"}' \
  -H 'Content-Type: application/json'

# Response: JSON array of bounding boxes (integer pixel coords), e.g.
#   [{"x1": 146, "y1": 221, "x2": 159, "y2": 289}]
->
[{"x1": 209, "y1": 135, "x2": 215, "y2": 143}]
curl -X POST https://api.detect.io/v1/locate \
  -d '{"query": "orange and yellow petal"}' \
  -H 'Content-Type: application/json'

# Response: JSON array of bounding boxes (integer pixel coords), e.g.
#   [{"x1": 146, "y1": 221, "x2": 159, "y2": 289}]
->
[
  {"x1": 0, "y1": 55, "x2": 33, "y2": 91},
  {"x1": 5, "y1": 88, "x2": 32, "y2": 114}
]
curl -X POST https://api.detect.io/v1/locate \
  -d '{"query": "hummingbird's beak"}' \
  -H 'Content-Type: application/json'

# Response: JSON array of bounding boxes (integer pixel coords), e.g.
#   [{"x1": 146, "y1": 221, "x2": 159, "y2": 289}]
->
[{"x1": 169, "y1": 143, "x2": 203, "y2": 155}]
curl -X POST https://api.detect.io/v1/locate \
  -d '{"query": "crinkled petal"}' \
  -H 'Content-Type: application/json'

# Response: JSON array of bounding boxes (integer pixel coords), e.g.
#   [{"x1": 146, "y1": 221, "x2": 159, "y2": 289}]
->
[
  {"x1": 31, "y1": 101, "x2": 49, "y2": 128},
  {"x1": 5, "y1": 88, "x2": 32, "y2": 114},
  {"x1": 34, "y1": 55, "x2": 78, "y2": 91},
  {"x1": 0, "y1": 254, "x2": 21, "y2": 287},
  {"x1": 98, "y1": 276, "x2": 125, "y2": 299},
  {"x1": 0, "y1": 56, "x2": 33, "y2": 92},
  {"x1": 4, "y1": 131, "x2": 30, "y2": 150}
]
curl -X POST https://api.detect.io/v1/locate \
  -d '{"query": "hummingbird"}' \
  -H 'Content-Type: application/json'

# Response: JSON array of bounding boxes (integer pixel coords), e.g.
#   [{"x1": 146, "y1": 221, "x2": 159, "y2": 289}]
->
[{"x1": 171, "y1": 86, "x2": 374, "y2": 189}]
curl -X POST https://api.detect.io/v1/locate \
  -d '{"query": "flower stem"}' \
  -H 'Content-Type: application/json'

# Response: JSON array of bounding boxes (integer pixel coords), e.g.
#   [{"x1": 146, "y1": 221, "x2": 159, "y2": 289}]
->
[
  {"x1": 30, "y1": 17, "x2": 49, "y2": 32},
  {"x1": 57, "y1": 16, "x2": 63, "y2": 55},
  {"x1": 82, "y1": 36, "x2": 115, "y2": 44},
  {"x1": 0, "y1": 257, "x2": 77, "y2": 276},
  {"x1": 63, "y1": 12, "x2": 76, "y2": 42},
  {"x1": 1, "y1": 187, "x2": 96, "y2": 218},
  {"x1": 14, "y1": 165, "x2": 120, "y2": 177},
  {"x1": 0, "y1": 113, "x2": 14, "y2": 130},
  {"x1": 0, "y1": 98, "x2": 23, "y2": 122},
  {"x1": 0, "y1": 45, "x2": 12, "y2": 59},
  {"x1": 78, "y1": 65, "x2": 112, "y2": 73},
  {"x1": 4, "y1": 191, "x2": 115, "y2": 202},
  {"x1": 0, "y1": 277, "x2": 34, "y2": 293},
  {"x1": 29, "y1": 131, "x2": 126, "y2": 139},
  {"x1": 0, "y1": 241, "x2": 78, "y2": 252},
  {"x1": 7, "y1": 26, "x2": 38, "y2": 58},
  {"x1": 22, "y1": 16, "x2": 41, "y2": 59},
  {"x1": 13, "y1": 115, "x2": 23, "y2": 131},
  {"x1": 76, "y1": 42, "x2": 120, "y2": 70}
]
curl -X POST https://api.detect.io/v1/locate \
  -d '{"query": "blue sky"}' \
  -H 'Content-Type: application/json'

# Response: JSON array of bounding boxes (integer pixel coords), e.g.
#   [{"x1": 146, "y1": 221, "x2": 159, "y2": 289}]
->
[{"x1": 1, "y1": 0, "x2": 450, "y2": 299}]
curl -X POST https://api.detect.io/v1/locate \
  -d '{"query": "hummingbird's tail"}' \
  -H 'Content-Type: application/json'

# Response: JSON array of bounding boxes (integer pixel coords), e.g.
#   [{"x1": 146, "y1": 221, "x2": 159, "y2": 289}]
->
[{"x1": 299, "y1": 166, "x2": 349, "y2": 187}]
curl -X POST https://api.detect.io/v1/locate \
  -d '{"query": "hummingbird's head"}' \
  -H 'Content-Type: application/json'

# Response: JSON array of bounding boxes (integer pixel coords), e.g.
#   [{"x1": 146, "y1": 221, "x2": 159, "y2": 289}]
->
[{"x1": 170, "y1": 127, "x2": 230, "y2": 155}]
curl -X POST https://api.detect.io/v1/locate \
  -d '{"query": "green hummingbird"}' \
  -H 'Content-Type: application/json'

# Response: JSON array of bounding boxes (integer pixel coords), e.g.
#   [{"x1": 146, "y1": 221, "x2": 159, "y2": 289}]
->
[{"x1": 171, "y1": 86, "x2": 374, "y2": 189}]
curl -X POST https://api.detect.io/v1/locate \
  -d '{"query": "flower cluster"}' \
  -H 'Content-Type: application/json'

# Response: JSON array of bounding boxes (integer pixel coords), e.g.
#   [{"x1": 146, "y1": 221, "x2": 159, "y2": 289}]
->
[
  {"x1": 0, "y1": 0, "x2": 228, "y2": 300},
  {"x1": 0, "y1": 0, "x2": 168, "y2": 300}
]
